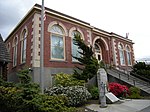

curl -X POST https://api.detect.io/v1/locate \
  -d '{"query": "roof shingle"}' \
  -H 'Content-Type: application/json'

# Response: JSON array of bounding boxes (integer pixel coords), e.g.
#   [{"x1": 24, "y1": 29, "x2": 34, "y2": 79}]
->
[{"x1": 0, "y1": 34, "x2": 11, "y2": 62}]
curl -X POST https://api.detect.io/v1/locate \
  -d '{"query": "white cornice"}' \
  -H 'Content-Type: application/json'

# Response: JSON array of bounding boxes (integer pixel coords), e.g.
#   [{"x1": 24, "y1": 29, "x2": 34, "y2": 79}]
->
[
  {"x1": 110, "y1": 33, "x2": 133, "y2": 43},
  {"x1": 34, "y1": 6, "x2": 92, "y2": 29}
]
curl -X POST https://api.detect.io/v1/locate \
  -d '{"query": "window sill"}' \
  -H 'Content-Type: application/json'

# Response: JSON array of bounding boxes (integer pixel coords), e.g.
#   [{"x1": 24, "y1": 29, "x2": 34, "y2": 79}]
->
[
  {"x1": 19, "y1": 62, "x2": 26, "y2": 66},
  {"x1": 72, "y1": 61, "x2": 80, "y2": 64},
  {"x1": 49, "y1": 59, "x2": 68, "y2": 63}
]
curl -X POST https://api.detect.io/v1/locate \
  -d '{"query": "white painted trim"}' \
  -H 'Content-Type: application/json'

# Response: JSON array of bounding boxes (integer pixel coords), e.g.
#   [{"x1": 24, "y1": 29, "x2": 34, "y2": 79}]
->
[
  {"x1": 92, "y1": 28, "x2": 110, "y2": 36},
  {"x1": 20, "y1": 26, "x2": 28, "y2": 41},
  {"x1": 125, "y1": 44, "x2": 131, "y2": 52},
  {"x1": 32, "y1": 13, "x2": 41, "y2": 67},
  {"x1": 118, "y1": 42, "x2": 125, "y2": 50},
  {"x1": 47, "y1": 21, "x2": 68, "y2": 36},
  {"x1": 112, "y1": 38, "x2": 118, "y2": 66},
  {"x1": 87, "y1": 30, "x2": 92, "y2": 45},
  {"x1": 50, "y1": 33, "x2": 66, "y2": 61},
  {"x1": 92, "y1": 36, "x2": 109, "y2": 51},
  {"x1": 69, "y1": 27, "x2": 84, "y2": 40},
  {"x1": 12, "y1": 35, "x2": 18, "y2": 47}
]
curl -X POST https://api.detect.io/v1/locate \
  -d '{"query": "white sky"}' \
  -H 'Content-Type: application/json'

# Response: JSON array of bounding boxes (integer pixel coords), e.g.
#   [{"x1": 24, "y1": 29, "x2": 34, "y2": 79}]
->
[{"x1": 0, "y1": 0, "x2": 150, "y2": 59}]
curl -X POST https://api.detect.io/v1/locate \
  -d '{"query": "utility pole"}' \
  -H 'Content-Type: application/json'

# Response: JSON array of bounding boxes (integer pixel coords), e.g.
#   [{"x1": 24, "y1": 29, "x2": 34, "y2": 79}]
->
[{"x1": 40, "y1": 0, "x2": 44, "y2": 94}]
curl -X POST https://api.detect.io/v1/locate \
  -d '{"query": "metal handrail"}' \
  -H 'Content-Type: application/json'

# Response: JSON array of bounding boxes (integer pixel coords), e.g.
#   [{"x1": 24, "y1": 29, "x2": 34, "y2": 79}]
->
[{"x1": 111, "y1": 68, "x2": 150, "y2": 87}]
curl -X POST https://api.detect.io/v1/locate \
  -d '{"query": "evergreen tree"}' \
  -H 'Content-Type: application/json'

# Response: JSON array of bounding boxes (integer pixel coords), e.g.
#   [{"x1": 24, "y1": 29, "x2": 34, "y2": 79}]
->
[{"x1": 72, "y1": 34, "x2": 99, "y2": 81}]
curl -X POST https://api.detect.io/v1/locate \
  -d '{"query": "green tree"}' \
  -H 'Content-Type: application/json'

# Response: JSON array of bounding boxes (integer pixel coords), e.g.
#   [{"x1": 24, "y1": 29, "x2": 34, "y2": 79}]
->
[{"x1": 72, "y1": 34, "x2": 99, "y2": 81}]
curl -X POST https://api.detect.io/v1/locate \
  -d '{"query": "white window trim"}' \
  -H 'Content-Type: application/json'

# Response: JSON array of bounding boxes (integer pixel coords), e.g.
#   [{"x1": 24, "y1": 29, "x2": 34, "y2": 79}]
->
[
  {"x1": 13, "y1": 36, "x2": 18, "y2": 67},
  {"x1": 118, "y1": 43, "x2": 125, "y2": 66},
  {"x1": 94, "y1": 43, "x2": 102, "y2": 62},
  {"x1": 125, "y1": 45, "x2": 132, "y2": 66},
  {"x1": 20, "y1": 28, "x2": 28, "y2": 64},
  {"x1": 50, "y1": 29, "x2": 66, "y2": 61}
]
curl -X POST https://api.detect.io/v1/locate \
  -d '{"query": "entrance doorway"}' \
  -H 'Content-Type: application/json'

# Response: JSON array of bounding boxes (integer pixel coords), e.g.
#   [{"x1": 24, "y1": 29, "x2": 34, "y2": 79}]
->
[{"x1": 94, "y1": 43, "x2": 102, "y2": 62}]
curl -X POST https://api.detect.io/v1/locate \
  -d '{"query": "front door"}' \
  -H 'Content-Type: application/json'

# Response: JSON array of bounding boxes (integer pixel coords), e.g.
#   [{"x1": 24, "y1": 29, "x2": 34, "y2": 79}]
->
[{"x1": 95, "y1": 43, "x2": 102, "y2": 62}]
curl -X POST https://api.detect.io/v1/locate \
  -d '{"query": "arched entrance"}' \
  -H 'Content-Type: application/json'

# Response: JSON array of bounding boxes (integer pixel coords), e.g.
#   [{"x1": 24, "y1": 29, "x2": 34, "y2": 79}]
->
[
  {"x1": 94, "y1": 43, "x2": 102, "y2": 62},
  {"x1": 93, "y1": 36, "x2": 109, "y2": 64}
]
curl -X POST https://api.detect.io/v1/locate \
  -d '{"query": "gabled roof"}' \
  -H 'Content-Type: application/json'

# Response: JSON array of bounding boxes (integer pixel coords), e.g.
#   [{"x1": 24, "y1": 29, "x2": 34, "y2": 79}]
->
[{"x1": 0, "y1": 34, "x2": 11, "y2": 62}]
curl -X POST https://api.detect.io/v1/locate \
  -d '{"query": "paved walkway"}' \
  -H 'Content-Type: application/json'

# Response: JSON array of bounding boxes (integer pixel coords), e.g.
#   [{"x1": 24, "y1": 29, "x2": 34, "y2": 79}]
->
[{"x1": 85, "y1": 99, "x2": 150, "y2": 112}]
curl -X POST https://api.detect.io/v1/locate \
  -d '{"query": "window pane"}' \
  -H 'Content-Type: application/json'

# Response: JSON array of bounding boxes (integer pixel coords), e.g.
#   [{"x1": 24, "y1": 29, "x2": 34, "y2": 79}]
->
[
  {"x1": 119, "y1": 50, "x2": 125, "y2": 65},
  {"x1": 51, "y1": 35, "x2": 64, "y2": 59},
  {"x1": 13, "y1": 46, "x2": 17, "y2": 66},
  {"x1": 22, "y1": 38, "x2": 26, "y2": 63},
  {"x1": 50, "y1": 25, "x2": 63, "y2": 35},
  {"x1": 71, "y1": 31, "x2": 81, "y2": 61},
  {"x1": 95, "y1": 44, "x2": 101, "y2": 53},
  {"x1": 127, "y1": 52, "x2": 131, "y2": 65}
]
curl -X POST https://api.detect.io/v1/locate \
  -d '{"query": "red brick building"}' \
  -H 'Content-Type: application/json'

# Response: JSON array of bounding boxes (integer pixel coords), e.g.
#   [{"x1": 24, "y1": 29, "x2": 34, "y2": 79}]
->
[{"x1": 5, "y1": 4, "x2": 135, "y2": 87}]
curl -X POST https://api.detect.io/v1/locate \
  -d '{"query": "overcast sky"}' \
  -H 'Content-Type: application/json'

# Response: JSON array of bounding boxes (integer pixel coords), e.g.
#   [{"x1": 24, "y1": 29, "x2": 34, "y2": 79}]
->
[{"x1": 0, "y1": 0, "x2": 150, "y2": 59}]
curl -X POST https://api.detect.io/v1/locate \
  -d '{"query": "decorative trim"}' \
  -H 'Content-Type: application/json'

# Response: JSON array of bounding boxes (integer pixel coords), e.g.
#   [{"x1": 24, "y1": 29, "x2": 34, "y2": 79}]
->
[
  {"x1": 31, "y1": 13, "x2": 41, "y2": 67},
  {"x1": 48, "y1": 21, "x2": 68, "y2": 36},
  {"x1": 20, "y1": 26, "x2": 28, "y2": 41},
  {"x1": 87, "y1": 30, "x2": 92, "y2": 45},
  {"x1": 125, "y1": 44, "x2": 131, "y2": 52},
  {"x1": 92, "y1": 36, "x2": 109, "y2": 51},
  {"x1": 12, "y1": 35, "x2": 18, "y2": 47},
  {"x1": 112, "y1": 38, "x2": 118, "y2": 66},
  {"x1": 69, "y1": 27, "x2": 84, "y2": 40}
]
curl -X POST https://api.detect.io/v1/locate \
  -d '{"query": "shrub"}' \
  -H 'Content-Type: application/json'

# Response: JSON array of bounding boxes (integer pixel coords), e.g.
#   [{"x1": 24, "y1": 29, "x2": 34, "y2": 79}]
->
[
  {"x1": 18, "y1": 94, "x2": 76, "y2": 112},
  {"x1": 45, "y1": 85, "x2": 91, "y2": 106},
  {"x1": 0, "y1": 78, "x2": 15, "y2": 87},
  {"x1": 0, "y1": 86, "x2": 22, "y2": 112},
  {"x1": 0, "y1": 69, "x2": 77, "y2": 112},
  {"x1": 54, "y1": 73, "x2": 85, "y2": 87},
  {"x1": 89, "y1": 86, "x2": 99, "y2": 100},
  {"x1": 109, "y1": 82, "x2": 129, "y2": 97},
  {"x1": 132, "y1": 62, "x2": 150, "y2": 79},
  {"x1": 128, "y1": 87, "x2": 142, "y2": 99}
]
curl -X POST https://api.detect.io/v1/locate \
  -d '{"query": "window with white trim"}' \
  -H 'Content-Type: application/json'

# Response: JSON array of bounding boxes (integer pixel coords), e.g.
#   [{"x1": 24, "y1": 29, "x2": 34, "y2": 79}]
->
[
  {"x1": 71, "y1": 31, "x2": 81, "y2": 62},
  {"x1": 118, "y1": 44, "x2": 125, "y2": 65},
  {"x1": 21, "y1": 29, "x2": 27, "y2": 63},
  {"x1": 94, "y1": 43, "x2": 102, "y2": 62},
  {"x1": 50, "y1": 25, "x2": 65, "y2": 60},
  {"x1": 13, "y1": 37, "x2": 18, "y2": 67},
  {"x1": 126, "y1": 46, "x2": 132, "y2": 65}
]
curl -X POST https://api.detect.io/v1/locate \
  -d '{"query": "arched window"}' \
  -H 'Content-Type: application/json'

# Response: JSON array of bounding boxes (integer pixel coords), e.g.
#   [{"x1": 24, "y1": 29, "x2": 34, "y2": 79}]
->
[
  {"x1": 126, "y1": 46, "x2": 132, "y2": 65},
  {"x1": 13, "y1": 36, "x2": 18, "y2": 67},
  {"x1": 71, "y1": 30, "x2": 81, "y2": 61},
  {"x1": 94, "y1": 43, "x2": 102, "y2": 61},
  {"x1": 21, "y1": 29, "x2": 27, "y2": 63},
  {"x1": 50, "y1": 24, "x2": 65, "y2": 60},
  {"x1": 7, "y1": 42, "x2": 10, "y2": 52},
  {"x1": 118, "y1": 44, "x2": 125, "y2": 65}
]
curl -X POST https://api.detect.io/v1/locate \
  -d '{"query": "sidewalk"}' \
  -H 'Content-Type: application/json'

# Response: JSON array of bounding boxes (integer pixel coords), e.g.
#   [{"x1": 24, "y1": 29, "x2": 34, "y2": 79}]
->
[{"x1": 85, "y1": 99, "x2": 150, "y2": 112}]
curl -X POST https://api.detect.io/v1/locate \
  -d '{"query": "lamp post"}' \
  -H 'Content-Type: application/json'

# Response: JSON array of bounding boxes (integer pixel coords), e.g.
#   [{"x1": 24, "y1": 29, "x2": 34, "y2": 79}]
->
[{"x1": 40, "y1": 0, "x2": 44, "y2": 94}]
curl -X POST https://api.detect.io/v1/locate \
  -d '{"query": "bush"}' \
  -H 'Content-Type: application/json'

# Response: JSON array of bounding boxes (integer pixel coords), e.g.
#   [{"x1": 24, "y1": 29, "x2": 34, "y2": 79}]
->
[
  {"x1": 0, "y1": 86, "x2": 22, "y2": 112},
  {"x1": 109, "y1": 82, "x2": 129, "y2": 97},
  {"x1": 18, "y1": 94, "x2": 76, "y2": 112},
  {"x1": 0, "y1": 86, "x2": 76, "y2": 112},
  {"x1": 132, "y1": 62, "x2": 150, "y2": 79},
  {"x1": 54, "y1": 73, "x2": 85, "y2": 87},
  {"x1": 128, "y1": 87, "x2": 142, "y2": 99},
  {"x1": 89, "y1": 86, "x2": 99, "y2": 100},
  {"x1": 0, "y1": 69, "x2": 77, "y2": 112},
  {"x1": 45, "y1": 85, "x2": 91, "y2": 106},
  {"x1": 0, "y1": 78, "x2": 15, "y2": 87}
]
